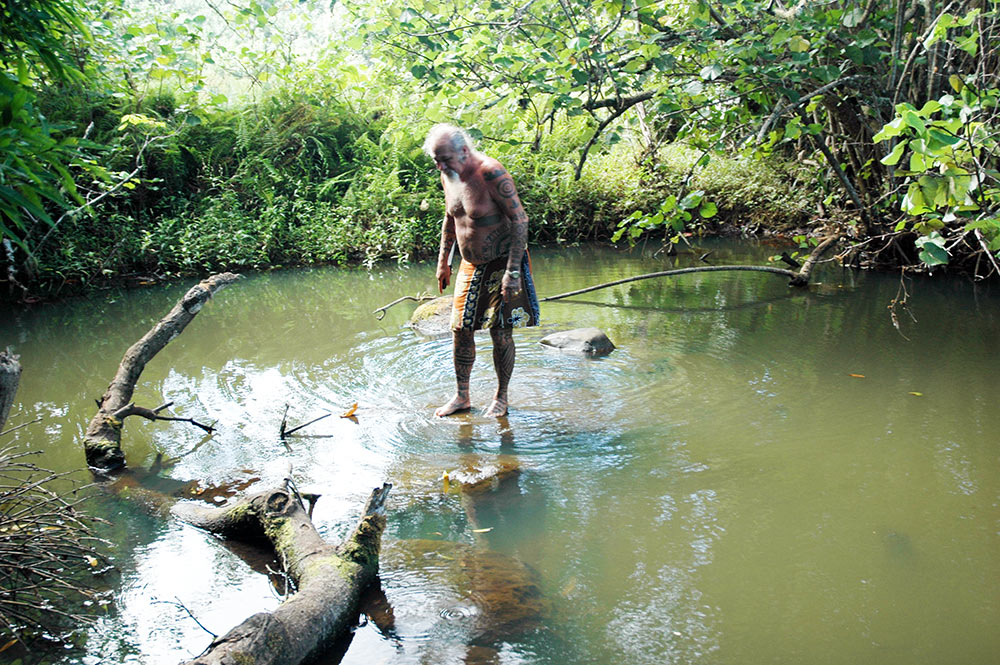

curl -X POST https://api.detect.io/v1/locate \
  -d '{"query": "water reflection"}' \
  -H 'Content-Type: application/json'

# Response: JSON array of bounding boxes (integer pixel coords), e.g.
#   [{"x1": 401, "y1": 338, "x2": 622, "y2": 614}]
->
[{"x1": 2, "y1": 241, "x2": 999, "y2": 664}]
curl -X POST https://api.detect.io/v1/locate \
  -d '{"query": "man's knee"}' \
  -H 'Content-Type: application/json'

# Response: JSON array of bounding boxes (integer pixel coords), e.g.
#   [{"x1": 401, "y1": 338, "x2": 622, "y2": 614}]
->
[{"x1": 490, "y1": 327, "x2": 513, "y2": 344}]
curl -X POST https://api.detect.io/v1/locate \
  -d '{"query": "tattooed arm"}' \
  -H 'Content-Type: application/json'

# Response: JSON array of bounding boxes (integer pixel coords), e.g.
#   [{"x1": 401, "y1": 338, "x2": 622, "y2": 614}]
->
[
  {"x1": 437, "y1": 212, "x2": 456, "y2": 293},
  {"x1": 484, "y1": 165, "x2": 529, "y2": 301}
]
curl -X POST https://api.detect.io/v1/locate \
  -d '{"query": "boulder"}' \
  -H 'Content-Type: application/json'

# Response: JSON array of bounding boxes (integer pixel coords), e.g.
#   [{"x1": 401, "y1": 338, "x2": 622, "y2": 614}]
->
[
  {"x1": 539, "y1": 327, "x2": 615, "y2": 356},
  {"x1": 409, "y1": 295, "x2": 453, "y2": 336}
]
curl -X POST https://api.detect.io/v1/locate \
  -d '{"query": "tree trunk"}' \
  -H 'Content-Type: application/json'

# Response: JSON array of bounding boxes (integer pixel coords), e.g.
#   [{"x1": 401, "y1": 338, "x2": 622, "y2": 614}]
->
[
  {"x1": 0, "y1": 350, "x2": 21, "y2": 431},
  {"x1": 173, "y1": 482, "x2": 391, "y2": 665},
  {"x1": 83, "y1": 273, "x2": 239, "y2": 472}
]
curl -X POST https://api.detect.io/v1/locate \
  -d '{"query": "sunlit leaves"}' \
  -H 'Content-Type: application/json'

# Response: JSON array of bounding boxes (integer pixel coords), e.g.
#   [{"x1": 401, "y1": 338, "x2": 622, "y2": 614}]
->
[{"x1": 915, "y1": 232, "x2": 949, "y2": 266}]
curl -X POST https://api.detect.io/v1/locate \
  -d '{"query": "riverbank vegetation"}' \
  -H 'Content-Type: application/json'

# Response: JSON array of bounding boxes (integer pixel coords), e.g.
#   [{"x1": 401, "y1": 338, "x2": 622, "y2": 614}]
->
[{"x1": 2, "y1": 0, "x2": 998, "y2": 300}]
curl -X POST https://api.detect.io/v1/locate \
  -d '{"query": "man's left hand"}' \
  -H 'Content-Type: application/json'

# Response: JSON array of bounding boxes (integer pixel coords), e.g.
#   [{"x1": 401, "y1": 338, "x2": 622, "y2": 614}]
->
[{"x1": 501, "y1": 273, "x2": 521, "y2": 302}]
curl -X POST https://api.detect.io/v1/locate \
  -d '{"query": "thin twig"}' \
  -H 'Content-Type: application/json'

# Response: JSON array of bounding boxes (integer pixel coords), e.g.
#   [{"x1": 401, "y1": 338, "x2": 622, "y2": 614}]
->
[
  {"x1": 281, "y1": 412, "x2": 331, "y2": 438},
  {"x1": 154, "y1": 597, "x2": 217, "y2": 639},
  {"x1": 0, "y1": 417, "x2": 42, "y2": 438}
]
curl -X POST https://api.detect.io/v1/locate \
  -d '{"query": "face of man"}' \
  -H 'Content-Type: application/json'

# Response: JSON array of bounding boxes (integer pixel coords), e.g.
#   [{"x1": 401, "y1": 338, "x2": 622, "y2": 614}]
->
[{"x1": 431, "y1": 139, "x2": 467, "y2": 180}]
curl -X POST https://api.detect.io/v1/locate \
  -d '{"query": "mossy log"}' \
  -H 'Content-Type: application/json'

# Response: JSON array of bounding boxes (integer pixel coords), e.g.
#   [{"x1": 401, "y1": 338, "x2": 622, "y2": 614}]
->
[
  {"x1": 0, "y1": 350, "x2": 21, "y2": 431},
  {"x1": 173, "y1": 482, "x2": 391, "y2": 665},
  {"x1": 83, "y1": 273, "x2": 239, "y2": 472}
]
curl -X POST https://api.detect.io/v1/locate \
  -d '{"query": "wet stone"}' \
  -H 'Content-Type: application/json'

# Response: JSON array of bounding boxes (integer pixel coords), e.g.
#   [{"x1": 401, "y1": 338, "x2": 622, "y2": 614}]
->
[
  {"x1": 454, "y1": 456, "x2": 521, "y2": 497},
  {"x1": 409, "y1": 296, "x2": 453, "y2": 337},
  {"x1": 539, "y1": 327, "x2": 615, "y2": 356}
]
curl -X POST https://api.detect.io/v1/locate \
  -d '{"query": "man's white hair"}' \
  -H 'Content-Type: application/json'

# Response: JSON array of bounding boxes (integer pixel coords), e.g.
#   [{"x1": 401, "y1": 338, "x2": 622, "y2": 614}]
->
[{"x1": 423, "y1": 123, "x2": 475, "y2": 156}]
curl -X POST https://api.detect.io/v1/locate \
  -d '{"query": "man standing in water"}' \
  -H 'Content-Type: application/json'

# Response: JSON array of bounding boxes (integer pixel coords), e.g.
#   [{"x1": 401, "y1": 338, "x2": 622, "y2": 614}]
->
[{"x1": 424, "y1": 124, "x2": 540, "y2": 417}]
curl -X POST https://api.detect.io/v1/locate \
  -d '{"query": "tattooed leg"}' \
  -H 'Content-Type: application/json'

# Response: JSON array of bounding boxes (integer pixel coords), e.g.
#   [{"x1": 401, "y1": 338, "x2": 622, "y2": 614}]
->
[
  {"x1": 485, "y1": 327, "x2": 514, "y2": 417},
  {"x1": 436, "y1": 330, "x2": 475, "y2": 417}
]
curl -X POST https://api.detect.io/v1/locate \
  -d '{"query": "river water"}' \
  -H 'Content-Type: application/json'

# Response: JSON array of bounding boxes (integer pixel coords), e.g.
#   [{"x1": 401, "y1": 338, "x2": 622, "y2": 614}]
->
[{"x1": 2, "y1": 241, "x2": 998, "y2": 665}]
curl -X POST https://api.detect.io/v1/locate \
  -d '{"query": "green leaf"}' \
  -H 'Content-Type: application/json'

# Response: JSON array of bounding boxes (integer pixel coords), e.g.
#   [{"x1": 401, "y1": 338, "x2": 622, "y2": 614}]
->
[
  {"x1": 699, "y1": 201, "x2": 718, "y2": 218},
  {"x1": 678, "y1": 190, "x2": 704, "y2": 209},
  {"x1": 902, "y1": 110, "x2": 926, "y2": 134},
  {"x1": 842, "y1": 7, "x2": 865, "y2": 28},
  {"x1": 788, "y1": 36, "x2": 810, "y2": 53},
  {"x1": 843, "y1": 44, "x2": 864, "y2": 64},
  {"x1": 957, "y1": 31, "x2": 978, "y2": 57},
  {"x1": 915, "y1": 232, "x2": 949, "y2": 266},
  {"x1": 881, "y1": 141, "x2": 905, "y2": 166},
  {"x1": 567, "y1": 36, "x2": 588, "y2": 51},
  {"x1": 873, "y1": 117, "x2": 905, "y2": 143},
  {"x1": 700, "y1": 63, "x2": 722, "y2": 80}
]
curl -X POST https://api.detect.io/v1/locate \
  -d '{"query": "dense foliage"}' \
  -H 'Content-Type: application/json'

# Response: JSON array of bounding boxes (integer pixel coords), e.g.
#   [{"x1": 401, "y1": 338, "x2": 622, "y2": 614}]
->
[{"x1": 1, "y1": 0, "x2": 998, "y2": 297}]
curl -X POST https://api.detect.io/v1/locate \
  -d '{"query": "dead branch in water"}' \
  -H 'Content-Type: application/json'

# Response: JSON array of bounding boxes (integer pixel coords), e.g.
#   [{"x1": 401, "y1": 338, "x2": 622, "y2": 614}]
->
[
  {"x1": 0, "y1": 350, "x2": 22, "y2": 432},
  {"x1": 280, "y1": 411, "x2": 332, "y2": 438},
  {"x1": 541, "y1": 239, "x2": 841, "y2": 301},
  {"x1": 540, "y1": 265, "x2": 799, "y2": 302},
  {"x1": 373, "y1": 293, "x2": 436, "y2": 320},
  {"x1": 83, "y1": 273, "x2": 240, "y2": 473}
]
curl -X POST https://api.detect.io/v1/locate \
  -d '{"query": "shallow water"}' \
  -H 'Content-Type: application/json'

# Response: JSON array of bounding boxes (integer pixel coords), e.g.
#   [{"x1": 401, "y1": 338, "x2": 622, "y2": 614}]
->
[{"x1": 2, "y1": 241, "x2": 999, "y2": 664}]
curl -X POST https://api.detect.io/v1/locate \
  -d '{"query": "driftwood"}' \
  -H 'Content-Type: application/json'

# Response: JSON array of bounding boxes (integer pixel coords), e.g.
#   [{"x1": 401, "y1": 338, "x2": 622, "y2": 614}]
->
[
  {"x1": 83, "y1": 273, "x2": 239, "y2": 472},
  {"x1": 173, "y1": 481, "x2": 392, "y2": 665},
  {"x1": 1, "y1": 350, "x2": 22, "y2": 432}
]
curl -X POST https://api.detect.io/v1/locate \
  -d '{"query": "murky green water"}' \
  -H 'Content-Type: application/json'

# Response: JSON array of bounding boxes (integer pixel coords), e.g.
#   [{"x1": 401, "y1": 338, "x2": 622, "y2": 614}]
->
[{"x1": 2, "y1": 241, "x2": 999, "y2": 665}]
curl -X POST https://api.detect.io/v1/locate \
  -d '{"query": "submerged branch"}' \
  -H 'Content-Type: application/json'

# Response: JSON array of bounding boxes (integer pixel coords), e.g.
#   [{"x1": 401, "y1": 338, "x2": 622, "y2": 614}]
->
[
  {"x1": 373, "y1": 293, "x2": 436, "y2": 320},
  {"x1": 540, "y1": 265, "x2": 800, "y2": 302}
]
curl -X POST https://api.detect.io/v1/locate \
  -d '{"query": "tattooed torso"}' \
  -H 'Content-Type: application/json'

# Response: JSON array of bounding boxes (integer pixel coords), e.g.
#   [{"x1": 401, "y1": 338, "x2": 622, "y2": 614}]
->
[{"x1": 442, "y1": 157, "x2": 527, "y2": 265}]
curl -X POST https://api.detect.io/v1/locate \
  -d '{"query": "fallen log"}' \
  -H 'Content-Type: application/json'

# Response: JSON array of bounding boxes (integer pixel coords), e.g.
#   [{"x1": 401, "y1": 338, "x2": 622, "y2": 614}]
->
[
  {"x1": 83, "y1": 273, "x2": 239, "y2": 472},
  {"x1": 173, "y1": 481, "x2": 391, "y2": 665},
  {"x1": 1, "y1": 350, "x2": 21, "y2": 432}
]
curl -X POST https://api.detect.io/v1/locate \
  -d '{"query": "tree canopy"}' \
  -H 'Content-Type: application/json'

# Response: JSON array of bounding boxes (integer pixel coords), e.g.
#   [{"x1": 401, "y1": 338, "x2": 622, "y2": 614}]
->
[{"x1": 1, "y1": 0, "x2": 998, "y2": 294}]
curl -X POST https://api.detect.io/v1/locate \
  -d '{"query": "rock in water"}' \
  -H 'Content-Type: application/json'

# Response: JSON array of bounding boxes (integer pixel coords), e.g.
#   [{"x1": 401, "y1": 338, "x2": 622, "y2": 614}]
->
[
  {"x1": 381, "y1": 539, "x2": 546, "y2": 646},
  {"x1": 539, "y1": 328, "x2": 615, "y2": 356},
  {"x1": 410, "y1": 296, "x2": 453, "y2": 336}
]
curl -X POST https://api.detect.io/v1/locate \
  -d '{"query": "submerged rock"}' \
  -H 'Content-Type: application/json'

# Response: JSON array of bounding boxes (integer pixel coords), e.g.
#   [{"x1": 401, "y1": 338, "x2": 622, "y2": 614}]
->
[
  {"x1": 539, "y1": 327, "x2": 615, "y2": 356},
  {"x1": 381, "y1": 538, "x2": 546, "y2": 645},
  {"x1": 409, "y1": 296, "x2": 453, "y2": 336},
  {"x1": 454, "y1": 456, "x2": 521, "y2": 497}
]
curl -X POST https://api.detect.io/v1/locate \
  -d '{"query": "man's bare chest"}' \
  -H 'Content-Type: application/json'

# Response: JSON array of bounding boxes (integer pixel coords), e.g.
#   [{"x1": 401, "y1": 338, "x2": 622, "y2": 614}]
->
[{"x1": 444, "y1": 181, "x2": 497, "y2": 221}]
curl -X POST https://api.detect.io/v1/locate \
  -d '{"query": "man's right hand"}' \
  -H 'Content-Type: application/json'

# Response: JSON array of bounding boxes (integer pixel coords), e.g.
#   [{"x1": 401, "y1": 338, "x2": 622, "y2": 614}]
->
[{"x1": 437, "y1": 264, "x2": 451, "y2": 293}]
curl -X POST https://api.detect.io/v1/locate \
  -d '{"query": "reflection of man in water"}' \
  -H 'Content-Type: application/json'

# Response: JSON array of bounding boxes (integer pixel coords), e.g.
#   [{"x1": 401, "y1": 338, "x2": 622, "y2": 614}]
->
[{"x1": 423, "y1": 124, "x2": 540, "y2": 418}]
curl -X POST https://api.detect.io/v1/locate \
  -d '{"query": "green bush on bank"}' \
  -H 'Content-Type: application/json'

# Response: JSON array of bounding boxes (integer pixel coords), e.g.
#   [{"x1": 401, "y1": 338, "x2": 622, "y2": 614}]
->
[{"x1": 19, "y1": 85, "x2": 813, "y2": 292}]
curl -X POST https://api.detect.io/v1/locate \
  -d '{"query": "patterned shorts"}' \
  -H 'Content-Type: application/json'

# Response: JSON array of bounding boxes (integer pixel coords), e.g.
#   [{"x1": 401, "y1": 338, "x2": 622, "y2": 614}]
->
[{"x1": 450, "y1": 252, "x2": 540, "y2": 331}]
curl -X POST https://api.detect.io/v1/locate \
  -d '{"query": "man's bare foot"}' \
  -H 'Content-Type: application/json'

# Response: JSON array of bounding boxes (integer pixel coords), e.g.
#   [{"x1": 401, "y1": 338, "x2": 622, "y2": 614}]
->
[
  {"x1": 435, "y1": 395, "x2": 471, "y2": 417},
  {"x1": 483, "y1": 398, "x2": 508, "y2": 418}
]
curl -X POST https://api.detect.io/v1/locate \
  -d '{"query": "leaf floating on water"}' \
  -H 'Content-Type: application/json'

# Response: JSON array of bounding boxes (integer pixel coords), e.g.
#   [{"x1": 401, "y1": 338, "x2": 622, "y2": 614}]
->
[
  {"x1": 849, "y1": 373, "x2": 866, "y2": 378},
  {"x1": 472, "y1": 527, "x2": 493, "y2": 533},
  {"x1": 909, "y1": 391, "x2": 924, "y2": 396},
  {"x1": 0, "y1": 639, "x2": 17, "y2": 655},
  {"x1": 340, "y1": 403, "x2": 358, "y2": 418},
  {"x1": 86, "y1": 555, "x2": 99, "y2": 568}
]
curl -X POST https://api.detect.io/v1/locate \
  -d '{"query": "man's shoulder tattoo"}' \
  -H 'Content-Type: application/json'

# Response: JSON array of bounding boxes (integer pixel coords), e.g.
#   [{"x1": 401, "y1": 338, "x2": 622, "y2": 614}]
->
[{"x1": 483, "y1": 167, "x2": 507, "y2": 181}]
